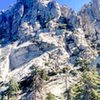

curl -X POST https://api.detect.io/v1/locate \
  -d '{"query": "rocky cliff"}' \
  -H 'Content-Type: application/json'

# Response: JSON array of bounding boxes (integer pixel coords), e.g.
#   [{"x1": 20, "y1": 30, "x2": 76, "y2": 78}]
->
[{"x1": 0, "y1": 0, "x2": 100, "y2": 99}]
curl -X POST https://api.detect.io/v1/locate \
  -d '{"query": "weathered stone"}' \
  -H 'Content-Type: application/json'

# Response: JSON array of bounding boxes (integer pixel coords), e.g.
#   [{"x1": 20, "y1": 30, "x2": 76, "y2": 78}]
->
[{"x1": 0, "y1": 0, "x2": 100, "y2": 99}]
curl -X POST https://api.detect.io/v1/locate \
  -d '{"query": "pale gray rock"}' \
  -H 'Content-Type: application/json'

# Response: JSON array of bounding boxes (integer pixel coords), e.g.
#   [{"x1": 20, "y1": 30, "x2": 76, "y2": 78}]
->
[
  {"x1": 60, "y1": 5, "x2": 80, "y2": 28},
  {"x1": 11, "y1": 3, "x2": 24, "y2": 35},
  {"x1": 0, "y1": 0, "x2": 100, "y2": 99},
  {"x1": 79, "y1": 0, "x2": 100, "y2": 60}
]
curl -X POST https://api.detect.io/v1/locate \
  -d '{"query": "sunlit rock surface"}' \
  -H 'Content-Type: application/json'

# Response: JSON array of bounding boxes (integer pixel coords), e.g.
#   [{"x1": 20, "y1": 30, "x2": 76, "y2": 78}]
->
[{"x1": 0, "y1": 0, "x2": 100, "y2": 99}]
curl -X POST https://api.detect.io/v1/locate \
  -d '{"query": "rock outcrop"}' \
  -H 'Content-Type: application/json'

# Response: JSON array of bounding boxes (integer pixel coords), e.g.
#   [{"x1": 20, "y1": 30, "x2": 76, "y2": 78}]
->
[
  {"x1": 0, "y1": 0, "x2": 100, "y2": 99},
  {"x1": 79, "y1": 0, "x2": 100, "y2": 65}
]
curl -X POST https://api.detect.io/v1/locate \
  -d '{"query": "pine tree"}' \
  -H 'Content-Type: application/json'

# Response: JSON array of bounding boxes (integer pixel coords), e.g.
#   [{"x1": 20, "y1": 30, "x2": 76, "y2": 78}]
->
[
  {"x1": 76, "y1": 59, "x2": 90, "y2": 71},
  {"x1": 45, "y1": 93, "x2": 56, "y2": 100},
  {"x1": 72, "y1": 68, "x2": 100, "y2": 100},
  {"x1": 63, "y1": 66, "x2": 77, "y2": 100},
  {"x1": 30, "y1": 65, "x2": 45, "y2": 100},
  {"x1": 7, "y1": 79, "x2": 19, "y2": 100}
]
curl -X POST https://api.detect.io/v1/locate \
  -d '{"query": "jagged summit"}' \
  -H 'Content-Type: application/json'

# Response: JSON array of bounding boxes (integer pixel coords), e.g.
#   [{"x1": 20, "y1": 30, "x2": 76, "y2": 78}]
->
[
  {"x1": 0, "y1": 0, "x2": 61, "y2": 43},
  {"x1": 17, "y1": 0, "x2": 52, "y2": 7}
]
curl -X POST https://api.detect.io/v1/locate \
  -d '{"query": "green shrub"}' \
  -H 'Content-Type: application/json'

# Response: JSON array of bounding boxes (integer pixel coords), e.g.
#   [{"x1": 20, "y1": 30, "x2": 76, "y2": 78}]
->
[
  {"x1": 29, "y1": 65, "x2": 37, "y2": 77},
  {"x1": 38, "y1": 69, "x2": 49, "y2": 81},
  {"x1": 7, "y1": 78, "x2": 19, "y2": 99},
  {"x1": 70, "y1": 70, "x2": 78, "y2": 76},
  {"x1": 30, "y1": 65, "x2": 49, "y2": 81},
  {"x1": 46, "y1": 93, "x2": 56, "y2": 100},
  {"x1": 62, "y1": 66, "x2": 71, "y2": 73},
  {"x1": 45, "y1": 62, "x2": 49, "y2": 66},
  {"x1": 48, "y1": 71, "x2": 57, "y2": 76},
  {"x1": 75, "y1": 59, "x2": 90, "y2": 71},
  {"x1": 98, "y1": 51, "x2": 100, "y2": 56},
  {"x1": 72, "y1": 69, "x2": 100, "y2": 100},
  {"x1": 1, "y1": 57, "x2": 5, "y2": 61}
]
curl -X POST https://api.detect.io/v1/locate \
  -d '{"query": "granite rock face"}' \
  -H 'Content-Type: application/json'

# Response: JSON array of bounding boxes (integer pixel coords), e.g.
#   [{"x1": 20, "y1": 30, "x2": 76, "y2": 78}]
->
[
  {"x1": 79, "y1": 0, "x2": 100, "y2": 65},
  {"x1": 0, "y1": 0, "x2": 100, "y2": 99}
]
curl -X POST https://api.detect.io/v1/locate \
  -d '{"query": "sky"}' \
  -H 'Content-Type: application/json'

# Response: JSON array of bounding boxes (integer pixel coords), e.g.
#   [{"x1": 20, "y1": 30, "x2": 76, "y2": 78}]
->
[{"x1": 0, "y1": 0, "x2": 91, "y2": 12}]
